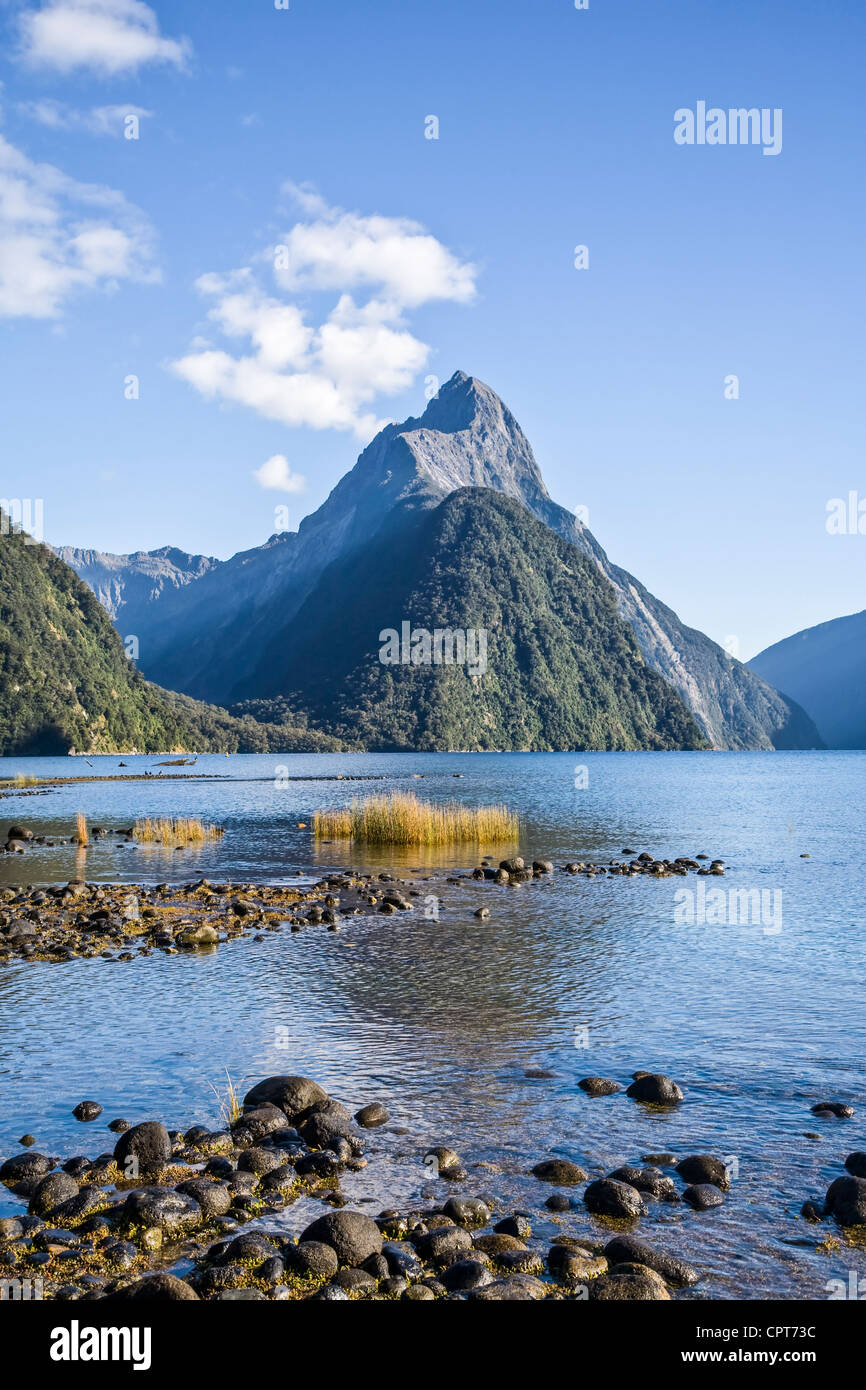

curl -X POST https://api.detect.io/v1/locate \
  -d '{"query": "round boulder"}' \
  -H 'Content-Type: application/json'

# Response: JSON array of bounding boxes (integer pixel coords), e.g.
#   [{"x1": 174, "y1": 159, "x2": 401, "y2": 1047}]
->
[
  {"x1": 113, "y1": 1121, "x2": 171, "y2": 1178},
  {"x1": 626, "y1": 1074, "x2": 683, "y2": 1105},
  {"x1": 299, "y1": 1209, "x2": 383, "y2": 1266}
]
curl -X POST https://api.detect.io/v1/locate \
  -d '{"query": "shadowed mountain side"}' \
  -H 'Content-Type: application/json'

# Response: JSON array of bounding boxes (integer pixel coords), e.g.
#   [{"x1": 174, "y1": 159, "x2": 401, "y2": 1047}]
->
[
  {"x1": 750, "y1": 609, "x2": 866, "y2": 748},
  {"x1": 235, "y1": 489, "x2": 707, "y2": 752}
]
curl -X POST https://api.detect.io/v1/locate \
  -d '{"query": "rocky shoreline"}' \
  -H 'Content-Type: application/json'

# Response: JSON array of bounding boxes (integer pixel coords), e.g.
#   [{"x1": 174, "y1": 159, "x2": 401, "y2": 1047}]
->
[
  {"x1": 2, "y1": 1071, "x2": 861, "y2": 1303},
  {"x1": 0, "y1": 831, "x2": 726, "y2": 965}
]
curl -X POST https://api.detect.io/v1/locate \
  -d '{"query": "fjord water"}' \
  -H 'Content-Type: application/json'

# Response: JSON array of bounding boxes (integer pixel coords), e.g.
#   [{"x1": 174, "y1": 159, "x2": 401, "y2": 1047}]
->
[{"x1": 0, "y1": 751, "x2": 863, "y2": 1300}]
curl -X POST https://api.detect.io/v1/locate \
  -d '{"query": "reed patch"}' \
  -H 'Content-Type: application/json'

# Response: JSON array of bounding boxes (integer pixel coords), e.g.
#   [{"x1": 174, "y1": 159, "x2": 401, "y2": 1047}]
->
[{"x1": 314, "y1": 792, "x2": 517, "y2": 845}]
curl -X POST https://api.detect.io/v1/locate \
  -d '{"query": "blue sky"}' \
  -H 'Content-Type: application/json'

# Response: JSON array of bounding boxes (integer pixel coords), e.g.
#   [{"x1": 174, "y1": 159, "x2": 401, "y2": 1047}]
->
[{"x1": 1, "y1": 0, "x2": 863, "y2": 659}]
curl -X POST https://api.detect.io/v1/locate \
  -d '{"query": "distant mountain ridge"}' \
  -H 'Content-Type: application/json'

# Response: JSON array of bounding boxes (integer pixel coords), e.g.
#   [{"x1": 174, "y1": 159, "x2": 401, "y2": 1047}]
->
[
  {"x1": 53, "y1": 544, "x2": 219, "y2": 635},
  {"x1": 60, "y1": 371, "x2": 823, "y2": 751},
  {"x1": 750, "y1": 609, "x2": 866, "y2": 749},
  {"x1": 0, "y1": 515, "x2": 342, "y2": 755}
]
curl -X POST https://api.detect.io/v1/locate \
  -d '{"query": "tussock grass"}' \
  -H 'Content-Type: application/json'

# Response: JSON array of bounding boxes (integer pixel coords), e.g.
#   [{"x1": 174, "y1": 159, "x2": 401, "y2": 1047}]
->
[
  {"x1": 76, "y1": 811, "x2": 89, "y2": 847},
  {"x1": 210, "y1": 1069, "x2": 244, "y2": 1127},
  {"x1": 314, "y1": 791, "x2": 518, "y2": 846},
  {"x1": 133, "y1": 816, "x2": 224, "y2": 845}
]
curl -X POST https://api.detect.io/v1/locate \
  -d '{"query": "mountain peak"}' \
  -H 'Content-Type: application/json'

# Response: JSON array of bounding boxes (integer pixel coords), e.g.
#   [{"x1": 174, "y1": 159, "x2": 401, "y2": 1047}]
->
[{"x1": 390, "y1": 370, "x2": 551, "y2": 507}]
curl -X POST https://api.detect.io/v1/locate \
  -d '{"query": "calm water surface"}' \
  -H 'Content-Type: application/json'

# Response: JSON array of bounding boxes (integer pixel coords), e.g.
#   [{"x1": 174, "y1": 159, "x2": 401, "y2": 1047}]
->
[{"x1": 0, "y1": 751, "x2": 863, "y2": 1300}]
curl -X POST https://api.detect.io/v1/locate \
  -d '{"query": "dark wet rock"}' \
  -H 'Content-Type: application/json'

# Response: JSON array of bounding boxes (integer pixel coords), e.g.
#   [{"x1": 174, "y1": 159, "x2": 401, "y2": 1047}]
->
[
  {"x1": 603, "y1": 1235, "x2": 699, "y2": 1287},
  {"x1": 237, "y1": 1147, "x2": 285, "y2": 1177},
  {"x1": 72, "y1": 1101, "x2": 102, "y2": 1123},
  {"x1": 682, "y1": 1184, "x2": 725, "y2": 1211},
  {"x1": 824, "y1": 1176, "x2": 866, "y2": 1226},
  {"x1": 547, "y1": 1243, "x2": 608, "y2": 1281},
  {"x1": 382, "y1": 1241, "x2": 423, "y2": 1278},
  {"x1": 300, "y1": 1209, "x2": 383, "y2": 1266},
  {"x1": 285, "y1": 1240, "x2": 340, "y2": 1278},
  {"x1": 52, "y1": 1187, "x2": 106, "y2": 1225},
  {"x1": 402, "y1": 1283, "x2": 435, "y2": 1300},
  {"x1": 35, "y1": 1228, "x2": 81, "y2": 1252},
  {"x1": 123, "y1": 1186, "x2": 201, "y2": 1232},
  {"x1": 0, "y1": 1151, "x2": 55, "y2": 1184},
  {"x1": 523, "y1": 1066, "x2": 556, "y2": 1079},
  {"x1": 544, "y1": 1193, "x2": 572, "y2": 1212},
  {"x1": 242, "y1": 1075, "x2": 329, "y2": 1122},
  {"x1": 844, "y1": 1152, "x2": 866, "y2": 1178},
  {"x1": 642, "y1": 1152, "x2": 677, "y2": 1166},
  {"x1": 584, "y1": 1179, "x2": 645, "y2": 1218},
  {"x1": 811, "y1": 1102, "x2": 855, "y2": 1119},
  {"x1": 109, "y1": 1273, "x2": 199, "y2": 1301},
  {"x1": 107, "y1": 1119, "x2": 130, "y2": 1134},
  {"x1": 216, "y1": 1231, "x2": 276, "y2": 1265},
  {"x1": 299, "y1": 1108, "x2": 353, "y2": 1149},
  {"x1": 591, "y1": 1263, "x2": 670, "y2": 1300},
  {"x1": 442, "y1": 1258, "x2": 493, "y2": 1291},
  {"x1": 801, "y1": 1200, "x2": 823, "y2": 1222},
  {"x1": 495, "y1": 1248, "x2": 544, "y2": 1275},
  {"x1": 113, "y1": 1121, "x2": 171, "y2": 1179},
  {"x1": 626, "y1": 1073, "x2": 683, "y2": 1105},
  {"x1": 205, "y1": 1156, "x2": 235, "y2": 1179},
  {"x1": 257, "y1": 1254, "x2": 286, "y2": 1283},
  {"x1": 608, "y1": 1165, "x2": 675, "y2": 1199},
  {"x1": 295, "y1": 1151, "x2": 340, "y2": 1180},
  {"x1": 102, "y1": 1239, "x2": 137, "y2": 1270},
  {"x1": 333, "y1": 1266, "x2": 377, "y2": 1292},
  {"x1": 414, "y1": 1224, "x2": 473, "y2": 1266},
  {"x1": 473, "y1": 1232, "x2": 527, "y2": 1257},
  {"x1": 532, "y1": 860, "x2": 554, "y2": 874},
  {"x1": 194, "y1": 1264, "x2": 249, "y2": 1295},
  {"x1": 495, "y1": 1215, "x2": 532, "y2": 1239},
  {"x1": 424, "y1": 1145, "x2": 465, "y2": 1180},
  {"x1": 499, "y1": 858, "x2": 525, "y2": 873},
  {"x1": 28, "y1": 1171, "x2": 79, "y2": 1217},
  {"x1": 442, "y1": 1196, "x2": 490, "y2": 1228},
  {"x1": 354, "y1": 1102, "x2": 389, "y2": 1128},
  {"x1": 531, "y1": 1158, "x2": 587, "y2": 1185},
  {"x1": 471, "y1": 1273, "x2": 547, "y2": 1301},
  {"x1": 578, "y1": 1076, "x2": 621, "y2": 1097},
  {"x1": 260, "y1": 1163, "x2": 297, "y2": 1194},
  {"x1": 231, "y1": 1105, "x2": 289, "y2": 1146},
  {"x1": 676, "y1": 1154, "x2": 730, "y2": 1189},
  {"x1": 176, "y1": 1179, "x2": 232, "y2": 1218}
]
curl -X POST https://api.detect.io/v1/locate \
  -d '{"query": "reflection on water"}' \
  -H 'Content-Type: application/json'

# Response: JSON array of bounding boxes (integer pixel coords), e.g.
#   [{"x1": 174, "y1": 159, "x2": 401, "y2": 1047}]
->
[{"x1": 0, "y1": 750, "x2": 864, "y2": 1299}]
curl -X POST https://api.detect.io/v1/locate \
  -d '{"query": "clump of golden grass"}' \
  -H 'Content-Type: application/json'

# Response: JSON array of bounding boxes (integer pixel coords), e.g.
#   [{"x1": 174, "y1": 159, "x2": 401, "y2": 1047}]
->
[
  {"x1": 314, "y1": 791, "x2": 518, "y2": 846},
  {"x1": 133, "y1": 816, "x2": 225, "y2": 845},
  {"x1": 76, "y1": 811, "x2": 89, "y2": 847},
  {"x1": 209, "y1": 1068, "x2": 244, "y2": 1127},
  {"x1": 13, "y1": 773, "x2": 39, "y2": 787}
]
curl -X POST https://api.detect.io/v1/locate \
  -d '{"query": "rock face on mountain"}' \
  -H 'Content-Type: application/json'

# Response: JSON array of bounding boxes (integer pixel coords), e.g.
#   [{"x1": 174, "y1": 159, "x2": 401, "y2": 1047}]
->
[
  {"x1": 53, "y1": 545, "x2": 219, "y2": 637},
  {"x1": 750, "y1": 610, "x2": 866, "y2": 748},
  {"x1": 240, "y1": 488, "x2": 707, "y2": 751},
  {"x1": 61, "y1": 371, "x2": 822, "y2": 750}
]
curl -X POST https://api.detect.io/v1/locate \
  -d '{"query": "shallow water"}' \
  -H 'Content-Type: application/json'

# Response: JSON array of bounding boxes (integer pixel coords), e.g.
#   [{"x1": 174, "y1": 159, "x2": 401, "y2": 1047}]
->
[{"x1": 0, "y1": 751, "x2": 864, "y2": 1299}]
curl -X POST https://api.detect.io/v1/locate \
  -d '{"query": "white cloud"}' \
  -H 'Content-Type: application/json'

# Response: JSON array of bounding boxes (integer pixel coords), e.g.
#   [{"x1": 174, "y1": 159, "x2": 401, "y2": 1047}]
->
[
  {"x1": 0, "y1": 133, "x2": 158, "y2": 318},
  {"x1": 18, "y1": 0, "x2": 191, "y2": 75},
  {"x1": 253, "y1": 454, "x2": 306, "y2": 494},
  {"x1": 173, "y1": 188, "x2": 477, "y2": 440},
  {"x1": 17, "y1": 100, "x2": 152, "y2": 135}
]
